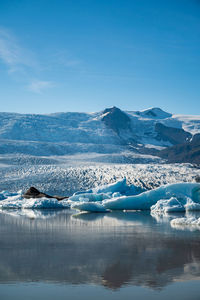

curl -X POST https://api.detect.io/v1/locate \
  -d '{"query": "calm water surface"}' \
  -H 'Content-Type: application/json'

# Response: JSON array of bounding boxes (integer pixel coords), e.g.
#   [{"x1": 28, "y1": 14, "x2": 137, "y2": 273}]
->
[{"x1": 0, "y1": 209, "x2": 200, "y2": 300}]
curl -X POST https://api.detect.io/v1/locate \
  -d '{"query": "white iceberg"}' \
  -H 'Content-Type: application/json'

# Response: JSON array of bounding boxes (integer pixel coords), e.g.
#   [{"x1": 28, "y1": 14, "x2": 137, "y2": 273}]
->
[
  {"x1": 74, "y1": 178, "x2": 144, "y2": 197},
  {"x1": 171, "y1": 217, "x2": 200, "y2": 227},
  {"x1": 151, "y1": 194, "x2": 200, "y2": 215},
  {"x1": 170, "y1": 215, "x2": 200, "y2": 230},
  {"x1": 150, "y1": 197, "x2": 186, "y2": 214}
]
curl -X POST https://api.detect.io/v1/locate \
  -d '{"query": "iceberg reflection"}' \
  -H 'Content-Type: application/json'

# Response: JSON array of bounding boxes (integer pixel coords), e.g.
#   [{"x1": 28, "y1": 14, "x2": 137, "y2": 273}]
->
[{"x1": 0, "y1": 211, "x2": 200, "y2": 290}]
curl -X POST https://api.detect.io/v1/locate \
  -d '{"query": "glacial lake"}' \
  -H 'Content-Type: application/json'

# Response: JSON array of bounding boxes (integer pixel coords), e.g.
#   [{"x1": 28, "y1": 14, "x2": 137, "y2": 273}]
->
[{"x1": 0, "y1": 209, "x2": 200, "y2": 300}]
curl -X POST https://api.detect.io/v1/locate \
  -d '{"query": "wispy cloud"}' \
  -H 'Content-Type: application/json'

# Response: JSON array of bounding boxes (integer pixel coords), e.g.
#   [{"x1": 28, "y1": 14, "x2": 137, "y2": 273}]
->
[
  {"x1": 0, "y1": 27, "x2": 37, "y2": 72},
  {"x1": 28, "y1": 80, "x2": 55, "y2": 93},
  {"x1": 0, "y1": 27, "x2": 55, "y2": 93}
]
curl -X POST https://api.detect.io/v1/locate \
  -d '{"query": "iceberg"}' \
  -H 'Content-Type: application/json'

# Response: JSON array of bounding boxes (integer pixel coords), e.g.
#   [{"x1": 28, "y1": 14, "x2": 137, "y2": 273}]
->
[
  {"x1": 74, "y1": 178, "x2": 144, "y2": 197},
  {"x1": 0, "y1": 180, "x2": 199, "y2": 213},
  {"x1": 103, "y1": 183, "x2": 200, "y2": 211},
  {"x1": 151, "y1": 193, "x2": 200, "y2": 214},
  {"x1": 170, "y1": 215, "x2": 200, "y2": 231},
  {"x1": 150, "y1": 197, "x2": 186, "y2": 214},
  {"x1": 171, "y1": 217, "x2": 200, "y2": 227}
]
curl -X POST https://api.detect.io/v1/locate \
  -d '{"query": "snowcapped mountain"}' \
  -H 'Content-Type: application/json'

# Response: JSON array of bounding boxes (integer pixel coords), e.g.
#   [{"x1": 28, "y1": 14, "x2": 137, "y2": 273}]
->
[{"x1": 0, "y1": 107, "x2": 199, "y2": 163}]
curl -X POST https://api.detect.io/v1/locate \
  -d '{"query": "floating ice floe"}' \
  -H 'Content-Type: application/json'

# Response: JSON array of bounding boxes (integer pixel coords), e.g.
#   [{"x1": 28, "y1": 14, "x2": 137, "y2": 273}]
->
[
  {"x1": 150, "y1": 197, "x2": 186, "y2": 214},
  {"x1": 170, "y1": 216, "x2": 200, "y2": 231},
  {"x1": 171, "y1": 217, "x2": 200, "y2": 226},
  {"x1": 151, "y1": 193, "x2": 200, "y2": 214}
]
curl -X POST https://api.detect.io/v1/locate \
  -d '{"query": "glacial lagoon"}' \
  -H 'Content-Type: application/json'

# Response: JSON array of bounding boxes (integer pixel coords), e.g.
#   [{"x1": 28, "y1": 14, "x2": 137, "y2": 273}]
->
[{"x1": 0, "y1": 209, "x2": 200, "y2": 300}]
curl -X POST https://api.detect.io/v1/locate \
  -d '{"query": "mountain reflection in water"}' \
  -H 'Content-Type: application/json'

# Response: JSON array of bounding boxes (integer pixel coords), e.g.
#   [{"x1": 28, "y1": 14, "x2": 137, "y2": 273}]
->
[{"x1": 0, "y1": 210, "x2": 200, "y2": 290}]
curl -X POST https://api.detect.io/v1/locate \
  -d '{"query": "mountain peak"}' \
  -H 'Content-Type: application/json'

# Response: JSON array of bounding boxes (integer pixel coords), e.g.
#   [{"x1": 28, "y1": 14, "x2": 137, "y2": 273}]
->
[
  {"x1": 138, "y1": 107, "x2": 172, "y2": 119},
  {"x1": 102, "y1": 106, "x2": 121, "y2": 115},
  {"x1": 101, "y1": 106, "x2": 131, "y2": 134}
]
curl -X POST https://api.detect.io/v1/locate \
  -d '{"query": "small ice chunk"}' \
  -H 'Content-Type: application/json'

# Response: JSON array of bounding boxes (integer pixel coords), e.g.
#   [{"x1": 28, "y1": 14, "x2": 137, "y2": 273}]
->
[
  {"x1": 151, "y1": 196, "x2": 200, "y2": 215},
  {"x1": 151, "y1": 197, "x2": 185, "y2": 214},
  {"x1": 171, "y1": 217, "x2": 200, "y2": 226}
]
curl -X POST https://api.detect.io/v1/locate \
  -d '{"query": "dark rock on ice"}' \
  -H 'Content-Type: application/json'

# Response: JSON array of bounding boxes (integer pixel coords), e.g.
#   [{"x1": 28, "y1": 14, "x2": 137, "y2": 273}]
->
[
  {"x1": 195, "y1": 176, "x2": 200, "y2": 183},
  {"x1": 155, "y1": 123, "x2": 192, "y2": 145},
  {"x1": 23, "y1": 186, "x2": 68, "y2": 201},
  {"x1": 102, "y1": 106, "x2": 131, "y2": 134},
  {"x1": 159, "y1": 133, "x2": 200, "y2": 164}
]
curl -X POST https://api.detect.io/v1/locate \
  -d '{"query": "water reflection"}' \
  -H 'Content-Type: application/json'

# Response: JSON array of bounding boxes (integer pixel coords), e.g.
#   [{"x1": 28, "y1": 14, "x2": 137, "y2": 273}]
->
[{"x1": 0, "y1": 210, "x2": 200, "y2": 290}]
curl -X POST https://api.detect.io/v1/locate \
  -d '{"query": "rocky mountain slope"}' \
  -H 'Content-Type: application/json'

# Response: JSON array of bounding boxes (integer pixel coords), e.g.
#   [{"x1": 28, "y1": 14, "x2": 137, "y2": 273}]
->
[{"x1": 159, "y1": 133, "x2": 200, "y2": 164}]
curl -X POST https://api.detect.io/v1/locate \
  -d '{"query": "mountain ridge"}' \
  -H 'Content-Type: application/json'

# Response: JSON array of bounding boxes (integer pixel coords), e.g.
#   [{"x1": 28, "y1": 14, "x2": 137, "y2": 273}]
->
[{"x1": 0, "y1": 106, "x2": 199, "y2": 163}]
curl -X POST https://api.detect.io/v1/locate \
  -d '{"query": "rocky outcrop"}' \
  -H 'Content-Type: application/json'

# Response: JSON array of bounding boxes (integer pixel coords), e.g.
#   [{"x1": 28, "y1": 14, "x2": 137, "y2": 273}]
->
[
  {"x1": 101, "y1": 106, "x2": 132, "y2": 135},
  {"x1": 158, "y1": 133, "x2": 200, "y2": 164},
  {"x1": 101, "y1": 106, "x2": 137, "y2": 145},
  {"x1": 155, "y1": 123, "x2": 192, "y2": 145},
  {"x1": 196, "y1": 176, "x2": 200, "y2": 183},
  {"x1": 23, "y1": 187, "x2": 68, "y2": 201}
]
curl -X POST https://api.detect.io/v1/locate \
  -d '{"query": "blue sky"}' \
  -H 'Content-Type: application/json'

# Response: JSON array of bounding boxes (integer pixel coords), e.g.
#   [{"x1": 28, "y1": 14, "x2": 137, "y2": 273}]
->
[{"x1": 0, "y1": 0, "x2": 200, "y2": 114}]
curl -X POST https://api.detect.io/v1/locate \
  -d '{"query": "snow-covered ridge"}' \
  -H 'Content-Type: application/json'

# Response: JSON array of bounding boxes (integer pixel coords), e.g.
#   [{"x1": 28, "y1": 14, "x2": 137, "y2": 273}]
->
[{"x1": 134, "y1": 107, "x2": 172, "y2": 119}]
